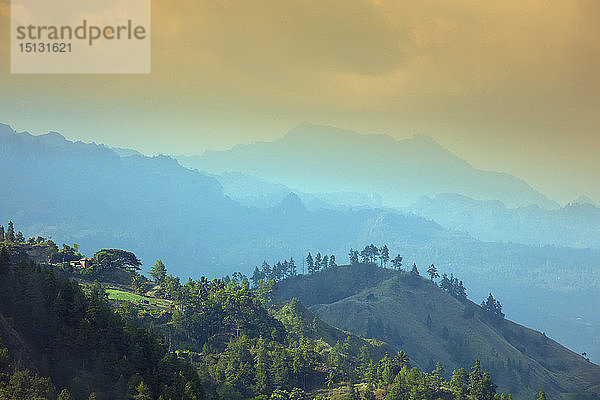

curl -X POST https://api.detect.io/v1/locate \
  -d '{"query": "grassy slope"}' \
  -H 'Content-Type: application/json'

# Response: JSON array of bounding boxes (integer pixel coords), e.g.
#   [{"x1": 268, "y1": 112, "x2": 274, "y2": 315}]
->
[
  {"x1": 106, "y1": 288, "x2": 173, "y2": 308},
  {"x1": 272, "y1": 298, "x2": 396, "y2": 360},
  {"x1": 276, "y1": 264, "x2": 600, "y2": 399}
]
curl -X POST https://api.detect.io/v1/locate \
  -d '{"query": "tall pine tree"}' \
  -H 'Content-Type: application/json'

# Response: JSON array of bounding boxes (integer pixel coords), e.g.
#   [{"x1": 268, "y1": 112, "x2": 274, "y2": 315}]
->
[
  {"x1": 6, "y1": 221, "x2": 15, "y2": 242},
  {"x1": 150, "y1": 260, "x2": 167, "y2": 284}
]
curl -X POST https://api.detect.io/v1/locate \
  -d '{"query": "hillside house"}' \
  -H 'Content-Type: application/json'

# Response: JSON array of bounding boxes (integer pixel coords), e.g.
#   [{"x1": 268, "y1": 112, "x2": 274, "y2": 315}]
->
[{"x1": 70, "y1": 257, "x2": 95, "y2": 270}]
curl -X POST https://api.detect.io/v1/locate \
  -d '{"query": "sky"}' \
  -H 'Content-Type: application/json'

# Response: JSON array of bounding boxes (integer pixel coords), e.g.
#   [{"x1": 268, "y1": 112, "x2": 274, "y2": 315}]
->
[{"x1": 0, "y1": 0, "x2": 598, "y2": 205}]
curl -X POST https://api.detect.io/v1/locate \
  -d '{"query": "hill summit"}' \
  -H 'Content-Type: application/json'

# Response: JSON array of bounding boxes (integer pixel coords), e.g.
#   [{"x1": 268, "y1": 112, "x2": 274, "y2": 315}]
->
[{"x1": 275, "y1": 263, "x2": 600, "y2": 399}]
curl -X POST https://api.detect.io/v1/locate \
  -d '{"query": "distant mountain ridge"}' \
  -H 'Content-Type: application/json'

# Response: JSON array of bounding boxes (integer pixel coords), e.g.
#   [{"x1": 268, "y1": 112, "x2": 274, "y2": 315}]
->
[
  {"x1": 177, "y1": 123, "x2": 559, "y2": 209},
  {"x1": 211, "y1": 171, "x2": 383, "y2": 210},
  {"x1": 572, "y1": 194, "x2": 597, "y2": 207},
  {"x1": 409, "y1": 193, "x2": 600, "y2": 249}
]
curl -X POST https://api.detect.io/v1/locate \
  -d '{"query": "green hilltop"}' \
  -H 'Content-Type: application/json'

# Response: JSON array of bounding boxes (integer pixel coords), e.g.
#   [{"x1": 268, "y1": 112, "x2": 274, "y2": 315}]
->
[{"x1": 276, "y1": 263, "x2": 600, "y2": 400}]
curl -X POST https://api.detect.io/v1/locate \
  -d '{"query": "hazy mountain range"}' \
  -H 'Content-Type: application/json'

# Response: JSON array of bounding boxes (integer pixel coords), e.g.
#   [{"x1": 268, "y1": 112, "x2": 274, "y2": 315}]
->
[
  {"x1": 212, "y1": 171, "x2": 383, "y2": 210},
  {"x1": 408, "y1": 193, "x2": 600, "y2": 250},
  {"x1": 196, "y1": 172, "x2": 600, "y2": 251},
  {"x1": 177, "y1": 122, "x2": 559, "y2": 209},
  {"x1": 1, "y1": 122, "x2": 600, "y2": 363}
]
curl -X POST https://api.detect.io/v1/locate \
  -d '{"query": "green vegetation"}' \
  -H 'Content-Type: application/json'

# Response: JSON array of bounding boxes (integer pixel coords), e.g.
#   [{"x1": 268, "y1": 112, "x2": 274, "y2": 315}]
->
[
  {"x1": 106, "y1": 288, "x2": 172, "y2": 308},
  {"x1": 103, "y1": 253, "x2": 517, "y2": 400},
  {"x1": 93, "y1": 249, "x2": 142, "y2": 271},
  {"x1": 0, "y1": 237, "x2": 203, "y2": 400},
  {"x1": 0, "y1": 345, "x2": 56, "y2": 400},
  {"x1": 277, "y1": 260, "x2": 600, "y2": 400},
  {"x1": 2, "y1": 225, "x2": 597, "y2": 399}
]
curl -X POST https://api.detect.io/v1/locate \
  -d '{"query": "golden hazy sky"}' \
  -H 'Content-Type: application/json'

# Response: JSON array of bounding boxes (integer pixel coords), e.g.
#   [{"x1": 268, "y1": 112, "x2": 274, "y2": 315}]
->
[{"x1": 0, "y1": 0, "x2": 598, "y2": 204}]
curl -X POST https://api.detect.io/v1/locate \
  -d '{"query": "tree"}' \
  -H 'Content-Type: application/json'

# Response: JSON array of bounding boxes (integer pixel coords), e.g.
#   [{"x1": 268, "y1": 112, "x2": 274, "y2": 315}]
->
[
  {"x1": 426, "y1": 264, "x2": 439, "y2": 281},
  {"x1": 289, "y1": 258, "x2": 297, "y2": 276},
  {"x1": 150, "y1": 260, "x2": 167, "y2": 284},
  {"x1": 15, "y1": 232, "x2": 24, "y2": 243},
  {"x1": 273, "y1": 262, "x2": 284, "y2": 281},
  {"x1": 58, "y1": 389, "x2": 72, "y2": 400},
  {"x1": 93, "y1": 249, "x2": 142, "y2": 270},
  {"x1": 360, "y1": 244, "x2": 379, "y2": 264},
  {"x1": 468, "y1": 360, "x2": 483, "y2": 398},
  {"x1": 481, "y1": 293, "x2": 504, "y2": 319},
  {"x1": 344, "y1": 384, "x2": 359, "y2": 400},
  {"x1": 254, "y1": 337, "x2": 270, "y2": 394},
  {"x1": 363, "y1": 388, "x2": 376, "y2": 400},
  {"x1": 315, "y1": 253, "x2": 323, "y2": 272},
  {"x1": 380, "y1": 245, "x2": 389, "y2": 267},
  {"x1": 261, "y1": 261, "x2": 272, "y2": 280},
  {"x1": 537, "y1": 390, "x2": 547, "y2": 400},
  {"x1": 449, "y1": 367, "x2": 468, "y2": 398},
  {"x1": 133, "y1": 381, "x2": 152, "y2": 400},
  {"x1": 289, "y1": 387, "x2": 306, "y2": 400},
  {"x1": 0, "y1": 369, "x2": 56, "y2": 399},
  {"x1": 439, "y1": 274, "x2": 451, "y2": 292},
  {"x1": 456, "y1": 281, "x2": 467, "y2": 301},
  {"x1": 432, "y1": 361, "x2": 444, "y2": 390},
  {"x1": 348, "y1": 249, "x2": 359, "y2": 265},
  {"x1": 364, "y1": 360, "x2": 377, "y2": 390},
  {"x1": 0, "y1": 225, "x2": 4, "y2": 241},
  {"x1": 391, "y1": 254, "x2": 403, "y2": 270},
  {"x1": 369, "y1": 244, "x2": 379, "y2": 263},
  {"x1": 411, "y1": 263, "x2": 419, "y2": 276},
  {"x1": 395, "y1": 351, "x2": 409, "y2": 368},
  {"x1": 322, "y1": 255, "x2": 328, "y2": 270},
  {"x1": 251, "y1": 267, "x2": 263, "y2": 288},
  {"x1": 329, "y1": 255, "x2": 337, "y2": 268},
  {"x1": 306, "y1": 253, "x2": 314, "y2": 274},
  {"x1": 6, "y1": 221, "x2": 15, "y2": 242}
]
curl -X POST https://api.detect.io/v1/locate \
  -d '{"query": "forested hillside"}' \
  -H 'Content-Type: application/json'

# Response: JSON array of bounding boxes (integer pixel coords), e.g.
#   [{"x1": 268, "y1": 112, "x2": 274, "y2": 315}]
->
[
  {"x1": 0, "y1": 237, "x2": 522, "y2": 400},
  {"x1": 0, "y1": 245, "x2": 203, "y2": 400},
  {"x1": 276, "y1": 263, "x2": 600, "y2": 399},
  {"x1": 107, "y1": 260, "x2": 521, "y2": 400}
]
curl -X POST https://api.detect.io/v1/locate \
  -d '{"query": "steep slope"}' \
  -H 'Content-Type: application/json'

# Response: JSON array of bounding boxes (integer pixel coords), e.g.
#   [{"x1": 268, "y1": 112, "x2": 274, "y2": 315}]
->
[
  {"x1": 275, "y1": 264, "x2": 600, "y2": 399},
  {"x1": 272, "y1": 298, "x2": 397, "y2": 360},
  {"x1": 409, "y1": 193, "x2": 600, "y2": 249},
  {"x1": 178, "y1": 122, "x2": 558, "y2": 209}
]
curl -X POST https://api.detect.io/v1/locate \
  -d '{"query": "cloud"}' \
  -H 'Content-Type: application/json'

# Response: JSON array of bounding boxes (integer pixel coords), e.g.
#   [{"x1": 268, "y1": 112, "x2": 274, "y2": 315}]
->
[
  {"x1": 144, "y1": 0, "x2": 600, "y2": 106},
  {"x1": 0, "y1": 0, "x2": 598, "y2": 203}
]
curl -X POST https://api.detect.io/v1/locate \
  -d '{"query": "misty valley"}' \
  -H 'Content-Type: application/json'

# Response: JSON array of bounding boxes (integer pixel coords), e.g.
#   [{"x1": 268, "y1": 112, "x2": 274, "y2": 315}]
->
[{"x1": 1, "y1": 122, "x2": 599, "y2": 400}]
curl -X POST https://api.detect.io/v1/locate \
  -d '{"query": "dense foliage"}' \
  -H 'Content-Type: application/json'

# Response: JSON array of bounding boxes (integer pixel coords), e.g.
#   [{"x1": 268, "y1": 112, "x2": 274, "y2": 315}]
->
[
  {"x1": 0, "y1": 243, "x2": 203, "y2": 400},
  {"x1": 93, "y1": 249, "x2": 142, "y2": 271},
  {"x1": 0, "y1": 227, "x2": 531, "y2": 399},
  {"x1": 163, "y1": 275, "x2": 287, "y2": 351},
  {"x1": 113, "y1": 256, "x2": 517, "y2": 400}
]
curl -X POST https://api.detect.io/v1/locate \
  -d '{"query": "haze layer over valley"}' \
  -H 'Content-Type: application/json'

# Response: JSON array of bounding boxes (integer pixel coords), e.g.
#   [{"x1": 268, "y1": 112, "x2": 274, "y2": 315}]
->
[{"x1": 1, "y1": 121, "x2": 599, "y2": 364}]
